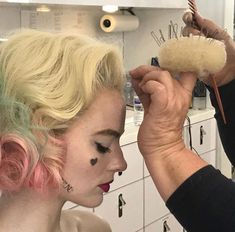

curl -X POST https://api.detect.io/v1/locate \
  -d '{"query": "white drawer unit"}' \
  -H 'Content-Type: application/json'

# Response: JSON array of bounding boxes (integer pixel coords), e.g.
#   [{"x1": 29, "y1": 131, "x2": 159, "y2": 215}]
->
[
  {"x1": 184, "y1": 118, "x2": 216, "y2": 155},
  {"x1": 145, "y1": 213, "x2": 183, "y2": 232},
  {"x1": 144, "y1": 176, "x2": 169, "y2": 226},
  {"x1": 94, "y1": 180, "x2": 143, "y2": 232},
  {"x1": 110, "y1": 142, "x2": 143, "y2": 191}
]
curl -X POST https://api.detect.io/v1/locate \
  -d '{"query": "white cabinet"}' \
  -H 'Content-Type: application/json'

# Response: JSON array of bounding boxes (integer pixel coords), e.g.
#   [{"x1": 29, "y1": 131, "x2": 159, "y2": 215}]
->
[
  {"x1": 184, "y1": 118, "x2": 216, "y2": 155},
  {"x1": 144, "y1": 176, "x2": 169, "y2": 226},
  {"x1": 0, "y1": 0, "x2": 188, "y2": 8},
  {"x1": 145, "y1": 117, "x2": 217, "y2": 178},
  {"x1": 94, "y1": 180, "x2": 144, "y2": 232},
  {"x1": 184, "y1": 117, "x2": 217, "y2": 169},
  {"x1": 145, "y1": 213, "x2": 183, "y2": 232}
]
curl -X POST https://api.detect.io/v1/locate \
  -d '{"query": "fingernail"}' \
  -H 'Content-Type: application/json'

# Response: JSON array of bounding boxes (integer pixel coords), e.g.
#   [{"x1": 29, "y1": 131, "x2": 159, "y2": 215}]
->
[{"x1": 129, "y1": 69, "x2": 134, "y2": 75}]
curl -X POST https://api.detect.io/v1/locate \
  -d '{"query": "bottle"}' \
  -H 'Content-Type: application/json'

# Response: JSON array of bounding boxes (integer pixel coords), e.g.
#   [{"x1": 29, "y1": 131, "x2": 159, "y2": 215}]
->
[
  {"x1": 192, "y1": 80, "x2": 206, "y2": 110},
  {"x1": 123, "y1": 73, "x2": 134, "y2": 106},
  {"x1": 133, "y1": 93, "x2": 144, "y2": 126}
]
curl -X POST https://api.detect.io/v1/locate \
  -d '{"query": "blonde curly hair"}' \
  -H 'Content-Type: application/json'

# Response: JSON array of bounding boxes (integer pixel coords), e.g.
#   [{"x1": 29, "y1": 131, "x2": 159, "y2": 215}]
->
[{"x1": 0, "y1": 29, "x2": 124, "y2": 192}]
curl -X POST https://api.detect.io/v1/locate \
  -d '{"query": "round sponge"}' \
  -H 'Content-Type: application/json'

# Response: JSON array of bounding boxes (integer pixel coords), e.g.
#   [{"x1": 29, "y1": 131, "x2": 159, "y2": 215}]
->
[{"x1": 158, "y1": 35, "x2": 226, "y2": 79}]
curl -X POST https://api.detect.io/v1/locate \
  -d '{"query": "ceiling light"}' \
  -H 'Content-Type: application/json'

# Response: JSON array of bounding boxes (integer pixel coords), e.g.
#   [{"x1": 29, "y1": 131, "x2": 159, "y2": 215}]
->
[
  {"x1": 7, "y1": 0, "x2": 29, "y2": 2},
  {"x1": 36, "y1": 5, "x2": 51, "y2": 12},
  {"x1": 102, "y1": 5, "x2": 119, "y2": 13}
]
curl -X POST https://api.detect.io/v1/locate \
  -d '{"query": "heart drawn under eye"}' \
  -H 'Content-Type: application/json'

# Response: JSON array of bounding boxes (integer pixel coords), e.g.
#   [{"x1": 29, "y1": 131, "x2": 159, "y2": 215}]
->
[{"x1": 90, "y1": 158, "x2": 98, "y2": 166}]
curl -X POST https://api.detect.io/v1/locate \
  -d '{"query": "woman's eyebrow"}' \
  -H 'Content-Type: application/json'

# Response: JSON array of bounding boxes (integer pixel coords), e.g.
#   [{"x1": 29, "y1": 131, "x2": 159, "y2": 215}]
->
[{"x1": 93, "y1": 129, "x2": 123, "y2": 138}]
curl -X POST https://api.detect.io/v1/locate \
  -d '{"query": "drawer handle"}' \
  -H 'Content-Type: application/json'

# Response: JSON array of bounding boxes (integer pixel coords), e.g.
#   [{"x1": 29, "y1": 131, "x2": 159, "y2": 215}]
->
[
  {"x1": 163, "y1": 220, "x2": 171, "y2": 232},
  {"x1": 118, "y1": 194, "x2": 126, "y2": 218},
  {"x1": 200, "y1": 126, "x2": 206, "y2": 145}
]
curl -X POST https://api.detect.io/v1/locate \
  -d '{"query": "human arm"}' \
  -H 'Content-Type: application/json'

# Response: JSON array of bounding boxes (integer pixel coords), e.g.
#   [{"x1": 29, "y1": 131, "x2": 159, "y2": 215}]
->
[
  {"x1": 183, "y1": 12, "x2": 235, "y2": 166},
  {"x1": 182, "y1": 12, "x2": 235, "y2": 87},
  {"x1": 130, "y1": 66, "x2": 235, "y2": 231},
  {"x1": 130, "y1": 65, "x2": 207, "y2": 201}
]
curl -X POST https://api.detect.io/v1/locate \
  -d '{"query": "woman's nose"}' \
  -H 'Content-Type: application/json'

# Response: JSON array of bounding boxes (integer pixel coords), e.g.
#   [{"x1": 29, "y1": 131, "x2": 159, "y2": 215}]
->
[{"x1": 108, "y1": 148, "x2": 127, "y2": 172}]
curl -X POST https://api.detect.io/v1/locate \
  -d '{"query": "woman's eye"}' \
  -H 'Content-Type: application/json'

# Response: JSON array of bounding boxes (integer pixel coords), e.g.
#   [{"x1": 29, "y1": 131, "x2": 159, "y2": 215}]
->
[{"x1": 95, "y1": 142, "x2": 111, "y2": 154}]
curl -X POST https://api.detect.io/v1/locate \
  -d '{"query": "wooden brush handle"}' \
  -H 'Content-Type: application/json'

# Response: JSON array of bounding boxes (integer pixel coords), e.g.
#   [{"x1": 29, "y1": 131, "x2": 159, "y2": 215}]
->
[{"x1": 209, "y1": 75, "x2": 227, "y2": 124}]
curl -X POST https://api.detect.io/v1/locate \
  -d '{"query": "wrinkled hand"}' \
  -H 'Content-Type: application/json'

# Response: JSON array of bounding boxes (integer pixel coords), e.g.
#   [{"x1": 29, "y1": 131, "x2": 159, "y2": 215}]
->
[
  {"x1": 182, "y1": 12, "x2": 235, "y2": 86},
  {"x1": 130, "y1": 65, "x2": 197, "y2": 158}
]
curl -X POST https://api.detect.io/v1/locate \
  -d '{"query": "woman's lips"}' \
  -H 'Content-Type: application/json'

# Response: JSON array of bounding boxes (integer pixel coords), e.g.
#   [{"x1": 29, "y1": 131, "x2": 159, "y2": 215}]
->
[
  {"x1": 99, "y1": 183, "x2": 110, "y2": 193},
  {"x1": 99, "y1": 180, "x2": 113, "y2": 193}
]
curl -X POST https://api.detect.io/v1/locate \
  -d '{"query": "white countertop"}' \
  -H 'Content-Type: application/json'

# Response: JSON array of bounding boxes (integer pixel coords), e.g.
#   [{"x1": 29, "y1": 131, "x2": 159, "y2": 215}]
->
[{"x1": 120, "y1": 108, "x2": 215, "y2": 146}]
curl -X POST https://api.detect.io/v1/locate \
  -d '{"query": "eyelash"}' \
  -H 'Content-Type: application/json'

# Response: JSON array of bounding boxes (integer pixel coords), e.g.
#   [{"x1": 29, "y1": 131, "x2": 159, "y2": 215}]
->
[{"x1": 95, "y1": 142, "x2": 111, "y2": 154}]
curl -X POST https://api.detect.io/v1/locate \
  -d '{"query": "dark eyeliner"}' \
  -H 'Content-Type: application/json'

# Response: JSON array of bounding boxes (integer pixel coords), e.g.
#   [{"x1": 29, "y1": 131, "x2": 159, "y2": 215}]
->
[{"x1": 95, "y1": 142, "x2": 111, "y2": 154}]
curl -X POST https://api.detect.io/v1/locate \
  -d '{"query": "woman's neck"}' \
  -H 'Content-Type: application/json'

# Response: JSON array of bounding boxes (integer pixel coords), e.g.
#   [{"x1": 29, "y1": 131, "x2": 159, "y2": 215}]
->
[{"x1": 0, "y1": 189, "x2": 65, "y2": 232}]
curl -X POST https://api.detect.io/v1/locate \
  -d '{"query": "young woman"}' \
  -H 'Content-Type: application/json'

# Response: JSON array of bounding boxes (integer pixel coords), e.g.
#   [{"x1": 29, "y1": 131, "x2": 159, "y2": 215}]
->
[{"x1": 0, "y1": 30, "x2": 127, "y2": 232}]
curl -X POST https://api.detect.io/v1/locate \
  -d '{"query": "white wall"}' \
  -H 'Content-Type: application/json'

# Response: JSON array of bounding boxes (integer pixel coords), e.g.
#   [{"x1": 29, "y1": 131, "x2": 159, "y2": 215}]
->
[
  {"x1": 123, "y1": 8, "x2": 185, "y2": 70},
  {"x1": 0, "y1": 2, "x2": 234, "y2": 178},
  {"x1": 0, "y1": 5, "x2": 124, "y2": 48},
  {"x1": 197, "y1": 0, "x2": 234, "y2": 37},
  {"x1": 0, "y1": 5, "x2": 185, "y2": 69}
]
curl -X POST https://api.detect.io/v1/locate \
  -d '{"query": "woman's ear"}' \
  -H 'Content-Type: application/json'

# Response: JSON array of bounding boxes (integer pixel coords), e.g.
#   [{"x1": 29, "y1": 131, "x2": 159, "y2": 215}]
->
[
  {"x1": 0, "y1": 133, "x2": 66, "y2": 193},
  {"x1": 28, "y1": 135, "x2": 66, "y2": 191}
]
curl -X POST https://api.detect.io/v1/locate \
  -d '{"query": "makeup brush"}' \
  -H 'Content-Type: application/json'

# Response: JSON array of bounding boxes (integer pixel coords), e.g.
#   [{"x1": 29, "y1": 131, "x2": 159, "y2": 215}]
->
[{"x1": 209, "y1": 75, "x2": 227, "y2": 124}]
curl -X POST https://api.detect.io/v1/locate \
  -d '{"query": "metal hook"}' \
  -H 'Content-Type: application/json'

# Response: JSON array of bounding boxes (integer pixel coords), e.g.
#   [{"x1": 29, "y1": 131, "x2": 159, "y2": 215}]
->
[
  {"x1": 151, "y1": 31, "x2": 161, "y2": 47},
  {"x1": 170, "y1": 20, "x2": 178, "y2": 39}
]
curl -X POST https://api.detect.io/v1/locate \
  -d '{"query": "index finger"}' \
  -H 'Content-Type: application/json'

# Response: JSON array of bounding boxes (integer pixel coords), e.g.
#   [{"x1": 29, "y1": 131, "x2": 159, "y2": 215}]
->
[{"x1": 129, "y1": 65, "x2": 160, "y2": 79}]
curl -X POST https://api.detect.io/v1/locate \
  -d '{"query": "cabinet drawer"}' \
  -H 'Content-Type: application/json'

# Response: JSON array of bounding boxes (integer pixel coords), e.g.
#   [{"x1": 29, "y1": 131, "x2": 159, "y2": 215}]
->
[
  {"x1": 110, "y1": 142, "x2": 143, "y2": 191},
  {"x1": 145, "y1": 176, "x2": 169, "y2": 226},
  {"x1": 145, "y1": 213, "x2": 183, "y2": 232},
  {"x1": 94, "y1": 180, "x2": 143, "y2": 232},
  {"x1": 184, "y1": 119, "x2": 216, "y2": 155}
]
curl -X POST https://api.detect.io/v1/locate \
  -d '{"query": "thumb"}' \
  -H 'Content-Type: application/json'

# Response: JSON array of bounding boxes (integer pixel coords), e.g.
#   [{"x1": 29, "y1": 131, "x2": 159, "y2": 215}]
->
[
  {"x1": 194, "y1": 13, "x2": 228, "y2": 40},
  {"x1": 179, "y1": 72, "x2": 197, "y2": 94}
]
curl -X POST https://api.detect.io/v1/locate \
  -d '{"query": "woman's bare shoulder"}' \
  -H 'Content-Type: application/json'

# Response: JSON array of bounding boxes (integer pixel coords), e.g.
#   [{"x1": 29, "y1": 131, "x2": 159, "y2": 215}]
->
[{"x1": 61, "y1": 209, "x2": 112, "y2": 232}]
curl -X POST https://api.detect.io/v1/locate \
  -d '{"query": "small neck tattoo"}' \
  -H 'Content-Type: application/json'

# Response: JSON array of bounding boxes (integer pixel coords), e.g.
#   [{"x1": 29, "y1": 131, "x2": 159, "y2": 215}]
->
[{"x1": 62, "y1": 177, "x2": 74, "y2": 192}]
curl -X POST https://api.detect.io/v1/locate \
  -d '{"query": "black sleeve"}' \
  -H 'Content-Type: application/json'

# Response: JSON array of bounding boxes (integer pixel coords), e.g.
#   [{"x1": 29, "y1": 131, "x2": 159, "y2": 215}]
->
[
  {"x1": 207, "y1": 79, "x2": 235, "y2": 167},
  {"x1": 166, "y1": 165, "x2": 235, "y2": 232}
]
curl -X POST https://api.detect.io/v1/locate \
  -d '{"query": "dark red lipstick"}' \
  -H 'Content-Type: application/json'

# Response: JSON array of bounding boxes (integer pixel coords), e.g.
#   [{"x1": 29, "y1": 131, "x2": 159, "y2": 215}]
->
[{"x1": 99, "y1": 180, "x2": 113, "y2": 193}]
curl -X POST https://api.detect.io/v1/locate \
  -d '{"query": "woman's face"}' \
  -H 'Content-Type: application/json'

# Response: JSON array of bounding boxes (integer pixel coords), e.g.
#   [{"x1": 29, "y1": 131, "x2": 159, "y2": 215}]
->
[{"x1": 60, "y1": 89, "x2": 127, "y2": 207}]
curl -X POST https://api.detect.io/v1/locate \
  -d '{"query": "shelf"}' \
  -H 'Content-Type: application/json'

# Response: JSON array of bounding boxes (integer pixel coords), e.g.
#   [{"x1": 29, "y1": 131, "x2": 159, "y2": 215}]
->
[{"x1": 0, "y1": 0, "x2": 187, "y2": 9}]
